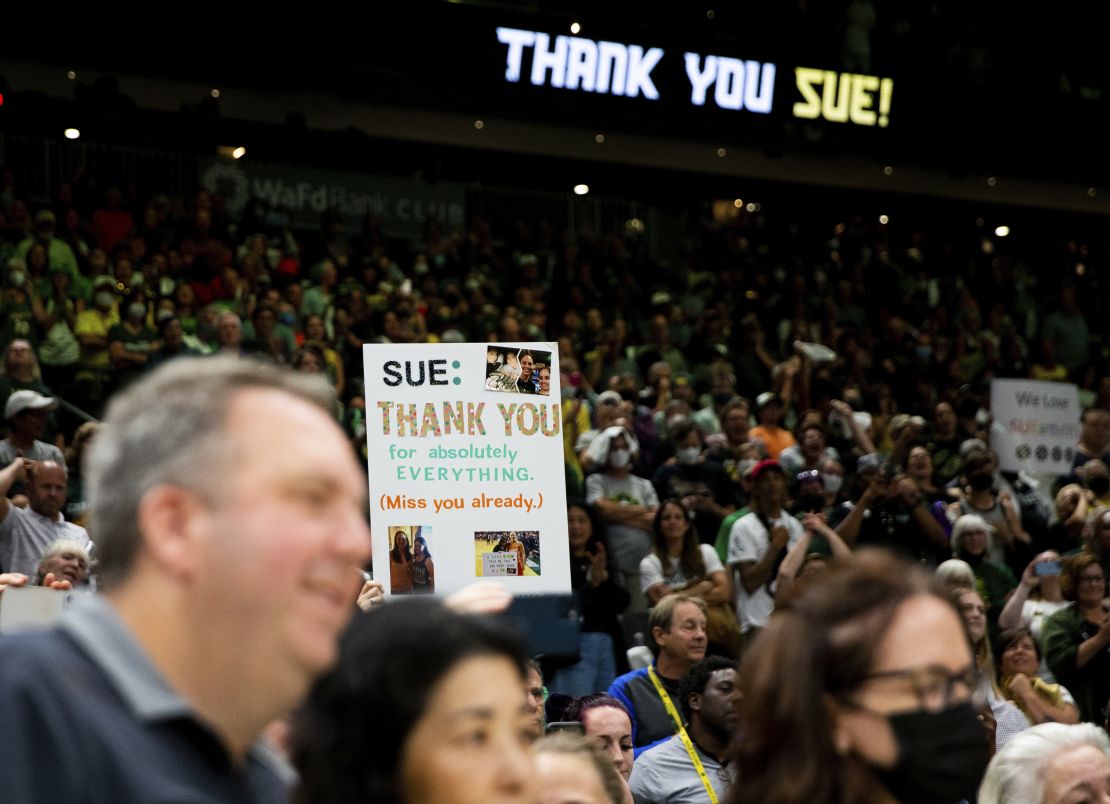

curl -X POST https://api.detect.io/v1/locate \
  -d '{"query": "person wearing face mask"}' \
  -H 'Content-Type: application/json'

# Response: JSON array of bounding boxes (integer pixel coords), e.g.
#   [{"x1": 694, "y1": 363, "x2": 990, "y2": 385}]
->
[
  {"x1": 586, "y1": 427, "x2": 659, "y2": 613},
  {"x1": 73, "y1": 275, "x2": 121, "y2": 414},
  {"x1": 952, "y1": 449, "x2": 1032, "y2": 574},
  {"x1": 734, "y1": 551, "x2": 990, "y2": 804},
  {"x1": 652, "y1": 420, "x2": 737, "y2": 546},
  {"x1": 108, "y1": 298, "x2": 160, "y2": 391},
  {"x1": 817, "y1": 457, "x2": 847, "y2": 507}
]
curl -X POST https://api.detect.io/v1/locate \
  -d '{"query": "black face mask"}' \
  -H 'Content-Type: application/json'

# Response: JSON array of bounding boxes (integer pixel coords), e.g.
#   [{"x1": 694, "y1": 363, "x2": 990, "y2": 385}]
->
[
  {"x1": 1090, "y1": 477, "x2": 1110, "y2": 497},
  {"x1": 872, "y1": 702, "x2": 988, "y2": 804},
  {"x1": 967, "y1": 473, "x2": 993, "y2": 491}
]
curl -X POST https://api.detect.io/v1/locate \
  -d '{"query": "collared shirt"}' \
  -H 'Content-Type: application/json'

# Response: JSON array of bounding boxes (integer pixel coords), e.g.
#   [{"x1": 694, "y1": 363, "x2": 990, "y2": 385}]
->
[
  {"x1": 629, "y1": 732, "x2": 733, "y2": 804},
  {"x1": 0, "y1": 594, "x2": 289, "y2": 802},
  {"x1": 0, "y1": 501, "x2": 89, "y2": 576}
]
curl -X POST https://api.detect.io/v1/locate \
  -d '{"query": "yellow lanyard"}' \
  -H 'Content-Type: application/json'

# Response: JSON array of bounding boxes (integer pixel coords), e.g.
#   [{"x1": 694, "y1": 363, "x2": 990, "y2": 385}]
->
[{"x1": 647, "y1": 665, "x2": 720, "y2": 804}]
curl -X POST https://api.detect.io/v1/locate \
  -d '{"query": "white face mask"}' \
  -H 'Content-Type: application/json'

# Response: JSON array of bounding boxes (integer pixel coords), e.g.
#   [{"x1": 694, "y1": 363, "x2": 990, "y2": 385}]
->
[
  {"x1": 677, "y1": 447, "x2": 701, "y2": 466},
  {"x1": 609, "y1": 449, "x2": 631, "y2": 469},
  {"x1": 821, "y1": 473, "x2": 844, "y2": 495}
]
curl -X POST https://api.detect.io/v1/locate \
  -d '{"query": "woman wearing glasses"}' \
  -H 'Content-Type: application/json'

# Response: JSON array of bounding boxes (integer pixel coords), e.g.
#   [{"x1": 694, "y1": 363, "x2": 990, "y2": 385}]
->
[
  {"x1": 733, "y1": 550, "x2": 989, "y2": 804},
  {"x1": 1042, "y1": 553, "x2": 1110, "y2": 723}
]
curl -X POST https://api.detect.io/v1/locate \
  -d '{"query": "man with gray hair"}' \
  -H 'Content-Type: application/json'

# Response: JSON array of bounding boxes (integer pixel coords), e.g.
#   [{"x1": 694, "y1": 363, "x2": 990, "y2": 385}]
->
[
  {"x1": 979, "y1": 722, "x2": 1110, "y2": 804},
  {"x1": 0, "y1": 357, "x2": 371, "y2": 801}
]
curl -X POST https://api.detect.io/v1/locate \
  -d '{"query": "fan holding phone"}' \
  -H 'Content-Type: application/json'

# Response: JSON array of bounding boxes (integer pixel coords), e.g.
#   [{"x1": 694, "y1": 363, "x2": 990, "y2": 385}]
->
[{"x1": 997, "y1": 551, "x2": 1069, "y2": 660}]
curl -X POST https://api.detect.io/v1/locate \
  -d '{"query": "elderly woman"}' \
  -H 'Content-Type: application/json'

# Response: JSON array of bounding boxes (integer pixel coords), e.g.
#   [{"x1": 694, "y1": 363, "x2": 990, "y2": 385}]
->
[
  {"x1": 1042, "y1": 553, "x2": 1110, "y2": 723},
  {"x1": 34, "y1": 538, "x2": 90, "y2": 587},
  {"x1": 732, "y1": 551, "x2": 988, "y2": 803},
  {"x1": 993, "y1": 627, "x2": 1079, "y2": 725},
  {"x1": 951, "y1": 513, "x2": 1018, "y2": 638},
  {"x1": 979, "y1": 722, "x2": 1110, "y2": 804}
]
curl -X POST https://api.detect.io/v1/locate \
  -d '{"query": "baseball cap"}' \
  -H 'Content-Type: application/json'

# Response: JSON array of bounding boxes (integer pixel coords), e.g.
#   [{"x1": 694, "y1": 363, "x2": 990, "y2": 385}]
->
[
  {"x1": 5, "y1": 389, "x2": 59, "y2": 420},
  {"x1": 34, "y1": 209, "x2": 56, "y2": 227},
  {"x1": 750, "y1": 458, "x2": 784, "y2": 483},
  {"x1": 755, "y1": 391, "x2": 782, "y2": 412}
]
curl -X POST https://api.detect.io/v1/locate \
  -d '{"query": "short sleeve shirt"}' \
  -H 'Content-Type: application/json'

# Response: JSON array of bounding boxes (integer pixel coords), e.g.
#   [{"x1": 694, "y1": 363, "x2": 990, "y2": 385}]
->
[{"x1": 727, "y1": 511, "x2": 804, "y2": 632}]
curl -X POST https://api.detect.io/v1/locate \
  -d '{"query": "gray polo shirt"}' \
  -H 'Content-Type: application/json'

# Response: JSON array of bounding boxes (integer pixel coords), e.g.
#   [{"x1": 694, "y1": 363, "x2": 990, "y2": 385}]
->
[
  {"x1": 628, "y1": 732, "x2": 733, "y2": 804},
  {"x1": 0, "y1": 594, "x2": 290, "y2": 802},
  {"x1": 0, "y1": 502, "x2": 90, "y2": 576}
]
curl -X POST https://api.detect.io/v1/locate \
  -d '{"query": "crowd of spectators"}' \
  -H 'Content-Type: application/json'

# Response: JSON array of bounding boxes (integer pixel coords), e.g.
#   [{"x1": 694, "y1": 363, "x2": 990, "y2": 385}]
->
[{"x1": 5, "y1": 159, "x2": 1110, "y2": 803}]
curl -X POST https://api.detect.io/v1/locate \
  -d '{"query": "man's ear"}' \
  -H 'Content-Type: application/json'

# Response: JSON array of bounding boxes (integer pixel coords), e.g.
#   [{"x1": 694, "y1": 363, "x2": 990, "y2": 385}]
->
[
  {"x1": 651, "y1": 625, "x2": 666, "y2": 650},
  {"x1": 688, "y1": 691, "x2": 703, "y2": 715},
  {"x1": 135, "y1": 486, "x2": 209, "y2": 581}
]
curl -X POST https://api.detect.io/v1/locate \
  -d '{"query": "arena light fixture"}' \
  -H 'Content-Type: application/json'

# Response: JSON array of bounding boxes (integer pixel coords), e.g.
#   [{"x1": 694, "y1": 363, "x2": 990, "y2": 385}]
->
[
  {"x1": 573, "y1": 184, "x2": 590, "y2": 195},
  {"x1": 64, "y1": 128, "x2": 80, "y2": 140},
  {"x1": 994, "y1": 225, "x2": 1010, "y2": 237},
  {"x1": 570, "y1": 21, "x2": 581, "y2": 34}
]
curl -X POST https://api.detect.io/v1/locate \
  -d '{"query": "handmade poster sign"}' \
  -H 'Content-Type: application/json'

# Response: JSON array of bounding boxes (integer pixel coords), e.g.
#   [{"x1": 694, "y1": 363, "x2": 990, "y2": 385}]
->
[{"x1": 364, "y1": 342, "x2": 570, "y2": 596}]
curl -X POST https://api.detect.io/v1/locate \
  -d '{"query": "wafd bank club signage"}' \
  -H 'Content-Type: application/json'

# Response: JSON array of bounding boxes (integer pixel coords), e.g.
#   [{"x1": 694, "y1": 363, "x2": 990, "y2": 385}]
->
[
  {"x1": 990, "y1": 379, "x2": 1080, "y2": 476},
  {"x1": 496, "y1": 27, "x2": 895, "y2": 128},
  {"x1": 200, "y1": 159, "x2": 465, "y2": 237},
  {"x1": 364, "y1": 343, "x2": 571, "y2": 597}
]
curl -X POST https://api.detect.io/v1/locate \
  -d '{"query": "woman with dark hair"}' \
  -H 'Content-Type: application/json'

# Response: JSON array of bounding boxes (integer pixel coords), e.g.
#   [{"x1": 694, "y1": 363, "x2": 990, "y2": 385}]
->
[
  {"x1": 640, "y1": 499, "x2": 739, "y2": 657},
  {"x1": 572, "y1": 693, "x2": 635, "y2": 787},
  {"x1": 390, "y1": 530, "x2": 413, "y2": 594},
  {"x1": 291, "y1": 599, "x2": 535, "y2": 804},
  {"x1": 733, "y1": 551, "x2": 988, "y2": 804},
  {"x1": 516, "y1": 349, "x2": 537, "y2": 394},
  {"x1": 1042, "y1": 553, "x2": 1110, "y2": 722},
  {"x1": 548, "y1": 502, "x2": 630, "y2": 697},
  {"x1": 410, "y1": 534, "x2": 435, "y2": 594},
  {"x1": 992, "y1": 627, "x2": 1079, "y2": 725}
]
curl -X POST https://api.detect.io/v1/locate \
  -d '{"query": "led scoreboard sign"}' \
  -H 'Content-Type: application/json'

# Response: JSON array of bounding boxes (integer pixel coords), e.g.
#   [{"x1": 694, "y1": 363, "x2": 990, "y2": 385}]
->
[{"x1": 495, "y1": 26, "x2": 894, "y2": 128}]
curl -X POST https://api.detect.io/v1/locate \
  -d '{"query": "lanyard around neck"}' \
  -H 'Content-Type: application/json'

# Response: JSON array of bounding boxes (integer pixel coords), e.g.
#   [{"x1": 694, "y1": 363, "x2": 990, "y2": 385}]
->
[{"x1": 647, "y1": 665, "x2": 719, "y2": 804}]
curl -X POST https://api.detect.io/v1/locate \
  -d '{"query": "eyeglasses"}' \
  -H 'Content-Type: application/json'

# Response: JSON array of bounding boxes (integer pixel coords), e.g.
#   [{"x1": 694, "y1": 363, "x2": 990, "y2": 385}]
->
[
  {"x1": 855, "y1": 664, "x2": 981, "y2": 713},
  {"x1": 527, "y1": 686, "x2": 548, "y2": 702},
  {"x1": 1078, "y1": 574, "x2": 1106, "y2": 585}
]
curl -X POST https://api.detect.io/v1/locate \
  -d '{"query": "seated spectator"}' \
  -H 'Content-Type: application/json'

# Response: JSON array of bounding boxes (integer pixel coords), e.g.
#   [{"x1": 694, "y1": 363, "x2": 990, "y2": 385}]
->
[
  {"x1": 147, "y1": 316, "x2": 199, "y2": 370},
  {"x1": 608, "y1": 594, "x2": 707, "y2": 756},
  {"x1": 998, "y1": 552, "x2": 1069, "y2": 659},
  {"x1": 108, "y1": 298, "x2": 159, "y2": 390},
  {"x1": 291, "y1": 598, "x2": 534, "y2": 804},
  {"x1": 33, "y1": 538, "x2": 90, "y2": 587},
  {"x1": 704, "y1": 398, "x2": 758, "y2": 483},
  {"x1": 549, "y1": 502, "x2": 629, "y2": 698},
  {"x1": 572, "y1": 694, "x2": 634, "y2": 787},
  {"x1": 735, "y1": 552, "x2": 988, "y2": 804},
  {"x1": 933, "y1": 557, "x2": 977, "y2": 595},
  {"x1": 1042, "y1": 553, "x2": 1110, "y2": 723},
  {"x1": 951, "y1": 449, "x2": 1032, "y2": 571},
  {"x1": 73, "y1": 275, "x2": 120, "y2": 413},
  {"x1": 778, "y1": 421, "x2": 839, "y2": 478},
  {"x1": 0, "y1": 340, "x2": 53, "y2": 425},
  {"x1": 641, "y1": 499, "x2": 739, "y2": 657},
  {"x1": 628, "y1": 656, "x2": 738, "y2": 804},
  {"x1": 576, "y1": 390, "x2": 623, "y2": 471},
  {"x1": 586, "y1": 426, "x2": 659, "y2": 612},
  {"x1": 774, "y1": 513, "x2": 851, "y2": 604},
  {"x1": 525, "y1": 658, "x2": 546, "y2": 739},
  {"x1": 951, "y1": 514, "x2": 1019, "y2": 637},
  {"x1": 0, "y1": 459, "x2": 90, "y2": 577},
  {"x1": 832, "y1": 457, "x2": 950, "y2": 566},
  {"x1": 534, "y1": 732, "x2": 627, "y2": 804},
  {"x1": 950, "y1": 585, "x2": 1032, "y2": 749},
  {"x1": 1, "y1": 391, "x2": 65, "y2": 501},
  {"x1": 728, "y1": 458, "x2": 804, "y2": 638},
  {"x1": 993, "y1": 627, "x2": 1079, "y2": 725},
  {"x1": 651, "y1": 419, "x2": 736, "y2": 545},
  {"x1": 749, "y1": 392, "x2": 795, "y2": 460},
  {"x1": 979, "y1": 722, "x2": 1110, "y2": 804}
]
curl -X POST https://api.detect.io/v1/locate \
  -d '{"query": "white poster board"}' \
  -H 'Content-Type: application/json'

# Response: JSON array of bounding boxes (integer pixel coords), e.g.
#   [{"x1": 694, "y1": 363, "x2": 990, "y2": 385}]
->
[
  {"x1": 364, "y1": 342, "x2": 570, "y2": 596},
  {"x1": 990, "y1": 379, "x2": 1080, "y2": 476}
]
